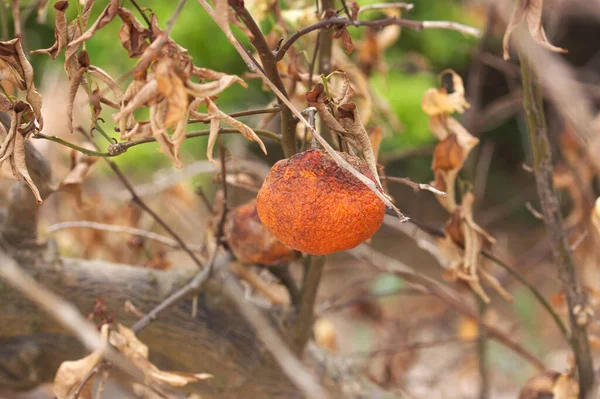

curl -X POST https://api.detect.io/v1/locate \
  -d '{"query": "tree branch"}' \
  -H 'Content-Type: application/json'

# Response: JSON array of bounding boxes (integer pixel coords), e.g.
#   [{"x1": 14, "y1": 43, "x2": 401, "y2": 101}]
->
[
  {"x1": 274, "y1": 16, "x2": 481, "y2": 61},
  {"x1": 229, "y1": 0, "x2": 298, "y2": 157},
  {"x1": 517, "y1": 33, "x2": 594, "y2": 395}
]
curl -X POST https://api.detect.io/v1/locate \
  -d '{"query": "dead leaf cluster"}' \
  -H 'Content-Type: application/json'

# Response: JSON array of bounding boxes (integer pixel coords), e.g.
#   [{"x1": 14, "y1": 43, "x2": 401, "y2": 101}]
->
[
  {"x1": 503, "y1": 0, "x2": 567, "y2": 61},
  {"x1": 0, "y1": 37, "x2": 46, "y2": 202},
  {"x1": 54, "y1": 323, "x2": 211, "y2": 399},
  {"x1": 306, "y1": 73, "x2": 380, "y2": 186},
  {"x1": 32, "y1": 0, "x2": 265, "y2": 168},
  {"x1": 423, "y1": 70, "x2": 511, "y2": 303}
]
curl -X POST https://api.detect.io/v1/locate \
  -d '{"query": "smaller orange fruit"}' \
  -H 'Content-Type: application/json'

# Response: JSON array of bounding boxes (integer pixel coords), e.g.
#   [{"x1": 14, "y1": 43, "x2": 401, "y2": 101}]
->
[
  {"x1": 256, "y1": 149, "x2": 385, "y2": 255},
  {"x1": 224, "y1": 199, "x2": 297, "y2": 265}
]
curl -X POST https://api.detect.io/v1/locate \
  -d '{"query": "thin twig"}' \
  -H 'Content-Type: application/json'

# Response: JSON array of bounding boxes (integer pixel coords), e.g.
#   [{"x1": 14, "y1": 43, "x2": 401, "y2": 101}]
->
[
  {"x1": 220, "y1": 269, "x2": 331, "y2": 399},
  {"x1": 130, "y1": 253, "x2": 231, "y2": 333},
  {"x1": 381, "y1": 175, "x2": 447, "y2": 196},
  {"x1": 347, "y1": 244, "x2": 547, "y2": 371},
  {"x1": 348, "y1": 336, "x2": 473, "y2": 358},
  {"x1": 518, "y1": 33, "x2": 594, "y2": 394},
  {"x1": 35, "y1": 128, "x2": 280, "y2": 158},
  {"x1": 107, "y1": 128, "x2": 281, "y2": 156},
  {"x1": 476, "y1": 297, "x2": 489, "y2": 399},
  {"x1": 46, "y1": 221, "x2": 206, "y2": 253},
  {"x1": 80, "y1": 126, "x2": 207, "y2": 272},
  {"x1": 33, "y1": 132, "x2": 112, "y2": 157},
  {"x1": 274, "y1": 16, "x2": 481, "y2": 61},
  {"x1": 229, "y1": 0, "x2": 298, "y2": 157},
  {"x1": 129, "y1": 0, "x2": 152, "y2": 27},
  {"x1": 188, "y1": 105, "x2": 282, "y2": 124},
  {"x1": 481, "y1": 250, "x2": 569, "y2": 343},
  {"x1": 357, "y1": 2, "x2": 414, "y2": 14}
]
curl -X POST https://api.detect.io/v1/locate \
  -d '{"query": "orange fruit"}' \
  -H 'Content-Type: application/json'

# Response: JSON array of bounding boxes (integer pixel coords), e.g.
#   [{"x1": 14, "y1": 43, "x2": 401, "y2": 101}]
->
[
  {"x1": 256, "y1": 149, "x2": 385, "y2": 255},
  {"x1": 224, "y1": 199, "x2": 297, "y2": 265}
]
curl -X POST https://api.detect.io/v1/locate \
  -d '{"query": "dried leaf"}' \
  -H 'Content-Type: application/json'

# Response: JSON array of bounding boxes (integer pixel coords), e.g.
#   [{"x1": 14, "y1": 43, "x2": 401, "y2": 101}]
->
[
  {"x1": 185, "y1": 74, "x2": 247, "y2": 98},
  {"x1": 204, "y1": 99, "x2": 266, "y2": 164},
  {"x1": 14, "y1": 129, "x2": 43, "y2": 204},
  {"x1": 30, "y1": 1, "x2": 69, "y2": 59},
  {"x1": 108, "y1": 324, "x2": 212, "y2": 387},
  {"x1": 117, "y1": 8, "x2": 152, "y2": 58},
  {"x1": 0, "y1": 38, "x2": 44, "y2": 128},
  {"x1": 421, "y1": 70, "x2": 470, "y2": 116},
  {"x1": 61, "y1": 146, "x2": 98, "y2": 188},
  {"x1": 155, "y1": 58, "x2": 188, "y2": 128},
  {"x1": 53, "y1": 325, "x2": 107, "y2": 399},
  {"x1": 67, "y1": 0, "x2": 119, "y2": 51},
  {"x1": 503, "y1": 0, "x2": 567, "y2": 61},
  {"x1": 0, "y1": 93, "x2": 12, "y2": 112},
  {"x1": 334, "y1": 27, "x2": 354, "y2": 54}
]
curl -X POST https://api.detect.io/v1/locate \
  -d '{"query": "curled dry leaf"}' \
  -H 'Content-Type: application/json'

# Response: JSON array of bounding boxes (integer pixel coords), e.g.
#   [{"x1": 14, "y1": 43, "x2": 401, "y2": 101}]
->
[
  {"x1": 117, "y1": 8, "x2": 152, "y2": 58},
  {"x1": 0, "y1": 38, "x2": 44, "y2": 128},
  {"x1": 53, "y1": 323, "x2": 211, "y2": 399},
  {"x1": 30, "y1": 1, "x2": 69, "y2": 59},
  {"x1": 422, "y1": 71, "x2": 509, "y2": 302},
  {"x1": 503, "y1": 0, "x2": 567, "y2": 61},
  {"x1": 54, "y1": 324, "x2": 108, "y2": 399},
  {"x1": 204, "y1": 98, "x2": 267, "y2": 164},
  {"x1": 0, "y1": 104, "x2": 43, "y2": 203},
  {"x1": 422, "y1": 70, "x2": 470, "y2": 116},
  {"x1": 0, "y1": 93, "x2": 11, "y2": 112},
  {"x1": 60, "y1": 145, "x2": 98, "y2": 205},
  {"x1": 518, "y1": 370, "x2": 578, "y2": 399},
  {"x1": 439, "y1": 192, "x2": 511, "y2": 304},
  {"x1": 66, "y1": 0, "x2": 119, "y2": 51},
  {"x1": 306, "y1": 78, "x2": 381, "y2": 188}
]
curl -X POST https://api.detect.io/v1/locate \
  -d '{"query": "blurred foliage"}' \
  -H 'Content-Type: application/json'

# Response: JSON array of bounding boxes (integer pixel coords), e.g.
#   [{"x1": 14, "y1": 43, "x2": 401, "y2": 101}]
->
[{"x1": 10, "y1": 0, "x2": 484, "y2": 173}]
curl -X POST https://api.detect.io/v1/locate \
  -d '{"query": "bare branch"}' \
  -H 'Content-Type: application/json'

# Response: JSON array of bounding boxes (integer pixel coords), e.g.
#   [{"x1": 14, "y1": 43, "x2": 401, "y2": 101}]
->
[
  {"x1": 46, "y1": 221, "x2": 206, "y2": 254},
  {"x1": 358, "y1": 2, "x2": 414, "y2": 14},
  {"x1": 220, "y1": 269, "x2": 331, "y2": 399},
  {"x1": 274, "y1": 16, "x2": 481, "y2": 61},
  {"x1": 381, "y1": 175, "x2": 447, "y2": 196}
]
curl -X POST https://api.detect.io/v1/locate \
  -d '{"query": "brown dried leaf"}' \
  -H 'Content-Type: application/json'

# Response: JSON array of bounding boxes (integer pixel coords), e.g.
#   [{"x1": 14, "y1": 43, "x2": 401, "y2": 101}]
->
[
  {"x1": 204, "y1": 99, "x2": 266, "y2": 164},
  {"x1": 53, "y1": 325, "x2": 107, "y2": 399},
  {"x1": 67, "y1": 65, "x2": 87, "y2": 135},
  {"x1": 30, "y1": 1, "x2": 69, "y2": 59},
  {"x1": 334, "y1": 27, "x2": 354, "y2": 54},
  {"x1": 368, "y1": 126, "x2": 383, "y2": 165},
  {"x1": 421, "y1": 70, "x2": 470, "y2": 116},
  {"x1": 88, "y1": 65, "x2": 123, "y2": 102},
  {"x1": 60, "y1": 146, "x2": 98, "y2": 188},
  {"x1": 439, "y1": 192, "x2": 508, "y2": 303},
  {"x1": 185, "y1": 74, "x2": 247, "y2": 98},
  {"x1": 14, "y1": 129, "x2": 43, "y2": 204},
  {"x1": 108, "y1": 324, "x2": 212, "y2": 387},
  {"x1": 0, "y1": 93, "x2": 12, "y2": 112},
  {"x1": 67, "y1": 0, "x2": 119, "y2": 51},
  {"x1": 503, "y1": 0, "x2": 567, "y2": 61},
  {"x1": 0, "y1": 38, "x2": 44, "y2": 128},
  {"x1": 117, "y1": 8, "x2": 152, "y2": 58},
  {"x1": 155, "y1": 58, "x2": 188, "y2": 128},
  {"x1": 335, "y1": 101, "x2": 381, "y2": 185}
]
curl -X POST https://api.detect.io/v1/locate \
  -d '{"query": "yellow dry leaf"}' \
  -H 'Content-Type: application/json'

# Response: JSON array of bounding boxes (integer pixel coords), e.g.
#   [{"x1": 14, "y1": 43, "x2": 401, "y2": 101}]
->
[
  {"x1": 108, "y1": 324, "x2": 212, "y2": 387},
  {"x1": 314, "y1": 318, "x2": 338, "y2": 353},
  {"x1": 457, "y1": 316, "x2": 479, "y2": 341},
  {"x1": 421, "y1": 70, "x2": 470, "y2": 116},
  {"x1": 503, "y1": 0, "x2": 567, "y2": 61},
  {"x1": 154, "y1": 58, "x2": 189, "y2": 129},
  {"x1": 53, "y1": 324, "x2": 108, "y2": 399}
]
